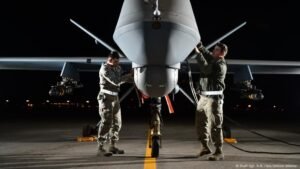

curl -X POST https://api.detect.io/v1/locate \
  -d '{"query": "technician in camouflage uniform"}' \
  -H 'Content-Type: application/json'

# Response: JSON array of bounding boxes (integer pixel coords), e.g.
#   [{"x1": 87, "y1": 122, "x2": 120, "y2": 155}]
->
[
  {"x1": 97, "y1": 51, "x2": 133, "y2": 156},
  {"x1": 194, "y1": 42, "x2": 228, "y2": 161}
]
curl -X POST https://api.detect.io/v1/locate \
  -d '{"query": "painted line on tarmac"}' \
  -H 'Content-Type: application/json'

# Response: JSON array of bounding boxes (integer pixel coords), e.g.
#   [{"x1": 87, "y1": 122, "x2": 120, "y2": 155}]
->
[{"x1": 144, "y1": 131, "x2": 156, "y2": 169}]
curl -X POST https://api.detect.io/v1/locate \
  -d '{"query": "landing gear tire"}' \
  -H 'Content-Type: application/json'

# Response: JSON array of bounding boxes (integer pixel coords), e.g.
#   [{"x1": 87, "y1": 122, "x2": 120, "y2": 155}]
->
[{"x1": 151, "y1": 136, "x2": 160, "y2": 158}]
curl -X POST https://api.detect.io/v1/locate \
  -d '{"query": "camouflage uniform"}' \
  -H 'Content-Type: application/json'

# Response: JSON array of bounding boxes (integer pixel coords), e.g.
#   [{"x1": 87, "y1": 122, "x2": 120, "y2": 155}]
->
[
  {"x1": 195, "y1": 47, "x2": 227, "y2": 153},
  {"x1": 97, "y1": 63, "x2": 133, "y2": 148}
]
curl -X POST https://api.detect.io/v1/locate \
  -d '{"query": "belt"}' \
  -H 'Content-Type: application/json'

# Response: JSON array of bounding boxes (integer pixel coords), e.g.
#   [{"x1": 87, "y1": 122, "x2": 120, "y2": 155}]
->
[
  {"x1": 101, "y1": 89, "x2": 118, "y2": 96},
  {"x1": 201, "y1": 91, "x2": 223, "y2": 96}
]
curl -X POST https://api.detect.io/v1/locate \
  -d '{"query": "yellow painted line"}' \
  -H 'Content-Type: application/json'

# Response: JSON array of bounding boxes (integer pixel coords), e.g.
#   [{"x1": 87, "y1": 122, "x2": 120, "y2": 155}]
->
[{"x1": 144, "y1": 131, "x2": 157, "y2": 169}]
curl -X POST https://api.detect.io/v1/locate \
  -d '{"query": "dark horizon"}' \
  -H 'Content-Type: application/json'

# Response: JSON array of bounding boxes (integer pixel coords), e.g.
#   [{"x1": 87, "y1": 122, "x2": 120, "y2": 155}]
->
[{"x1": 1, "y1": 70, "x2": 300, "y2": 117}]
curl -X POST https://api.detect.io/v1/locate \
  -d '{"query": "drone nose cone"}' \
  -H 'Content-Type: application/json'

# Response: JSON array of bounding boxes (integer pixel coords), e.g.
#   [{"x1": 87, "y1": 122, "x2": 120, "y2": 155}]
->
[
  {"x1": 134, "y1": 66, "x2": 179, "y2": 97},
  {"x1": 113, "y1": 0, "x2": 200, "y2": 66}
]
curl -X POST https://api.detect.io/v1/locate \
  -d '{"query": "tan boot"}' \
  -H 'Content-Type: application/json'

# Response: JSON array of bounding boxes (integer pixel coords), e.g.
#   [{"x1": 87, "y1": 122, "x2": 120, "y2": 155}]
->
[
  {"x1": 109, "y1": 142, "x2": 125, "y2": 154},
  {"x1": 97, "y1": 144, "x2": 113, "y2": 157},
  {"x1": 198, "y1": 144, "x2": 212, "y2": 157},
  {"x1": 208, "y1": 148, "x2": 224, "y2": 161}
]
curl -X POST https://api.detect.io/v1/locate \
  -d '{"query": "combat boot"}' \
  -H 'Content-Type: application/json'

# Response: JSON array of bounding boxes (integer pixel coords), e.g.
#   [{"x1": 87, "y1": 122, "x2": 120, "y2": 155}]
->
[
  {"x1": 109, "y1": 142, "x2": 125, "y2": 154},
  {"x1": 208, "y1": 147, "x2": 224, "y2": 161},
  {"x1": 97, "y1": 144, "x2": 113, "y2": 157},
  {"x1": 198, "y1": 143, "x2": 212, "y2": 157}
]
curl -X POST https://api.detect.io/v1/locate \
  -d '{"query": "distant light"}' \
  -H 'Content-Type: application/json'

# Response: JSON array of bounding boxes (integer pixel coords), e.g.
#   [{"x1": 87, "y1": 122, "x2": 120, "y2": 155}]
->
[
  {"x1": 236, "y1": 104, "x2": 239, "y2": 107},
  {"x1": 248, "y1": 104, "x2": 252, "y2": 108},
  {"x1": 86, "y1": 100, "x2": 90, "y2": 104},
  {"x1": 26, "y1": 100, "x2": 30, "y2": 103},
  {"x1": 273, "y1": 105, "x2": 276, "y2": 109},
  {"x1": 46, "y1": 100, "x2": 50, "y2": 103},
  {"x1": 67, "y1": 100, "x2": 70, "y2": 103},
  {"x1": 27, "y1": 103, "x2": 34, "y2": 107},
  {"x1": 5, "y1": 99, "x2": 10, "y2": 103}
]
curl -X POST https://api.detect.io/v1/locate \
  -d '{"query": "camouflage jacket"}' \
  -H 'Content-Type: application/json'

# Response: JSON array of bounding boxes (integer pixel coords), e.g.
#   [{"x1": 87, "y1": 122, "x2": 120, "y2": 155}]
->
[
  {"x1": 196, "y1": 47, "x2": 227, "y2": 99},
  {"x1": 98, "y1": 63, "x2": 133, "y2": 96}
]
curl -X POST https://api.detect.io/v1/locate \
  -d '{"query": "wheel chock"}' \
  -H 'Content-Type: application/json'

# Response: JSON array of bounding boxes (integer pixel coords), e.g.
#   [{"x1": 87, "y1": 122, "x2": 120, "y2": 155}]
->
[
  {"x1": 77, "y1": 136, "x2": 97, "y2": 142},
  {"x1": 224, "y1": 138, "x2": 238, "y2": 144}
]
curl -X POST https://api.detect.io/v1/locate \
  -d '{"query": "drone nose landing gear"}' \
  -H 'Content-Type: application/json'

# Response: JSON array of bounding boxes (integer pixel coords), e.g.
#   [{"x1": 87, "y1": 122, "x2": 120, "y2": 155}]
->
[{"x1": 148, "y1": 129, "x2": 162, "y2": 158}]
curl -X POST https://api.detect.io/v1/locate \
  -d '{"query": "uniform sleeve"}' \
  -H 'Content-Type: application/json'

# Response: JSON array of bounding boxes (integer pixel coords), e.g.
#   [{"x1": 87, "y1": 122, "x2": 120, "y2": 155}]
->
[
  {"x1": 199, "y1": 46, "x2": 214, "y2": 63},
  {"x1": 195, "y1": 52, "x2": 213, "y2": 76},
  {"x1": 100, "y1": 64, "x2": 120, "y2": 86}
]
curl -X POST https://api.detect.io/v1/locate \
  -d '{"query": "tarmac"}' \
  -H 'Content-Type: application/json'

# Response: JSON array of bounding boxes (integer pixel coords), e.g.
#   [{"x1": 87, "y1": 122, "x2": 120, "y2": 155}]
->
[{"x1": 0, "y1": 114, "x2": 300, "y2": 169}]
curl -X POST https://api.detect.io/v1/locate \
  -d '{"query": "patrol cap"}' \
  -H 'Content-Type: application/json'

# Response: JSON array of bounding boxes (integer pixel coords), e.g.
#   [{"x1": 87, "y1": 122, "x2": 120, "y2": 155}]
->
[
  {"x1": 216, "y1": 42, "x2": 228, "y2": 55},
  {"x1": 109, "y1": 51, "x2": 120, "y2": 59}
]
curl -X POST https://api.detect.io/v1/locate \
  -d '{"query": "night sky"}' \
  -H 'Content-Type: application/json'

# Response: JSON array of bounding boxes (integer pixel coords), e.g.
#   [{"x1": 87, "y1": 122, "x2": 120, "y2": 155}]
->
[
  {"x1": 0, "y1": 0, "x2": 298, "y2": 60},
  {"x1": 0, "y1": 0, "x2": 300, "y2": 115}
]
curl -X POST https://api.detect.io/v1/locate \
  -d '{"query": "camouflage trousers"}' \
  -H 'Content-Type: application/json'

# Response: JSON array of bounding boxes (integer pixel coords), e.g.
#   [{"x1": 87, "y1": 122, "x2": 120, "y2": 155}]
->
[
  {"x1": 195, "y1": 95, "x2": 224, "y2": 148},
  {"x1": 98, "y1": 93, "x2": 122, "y2": 145}
]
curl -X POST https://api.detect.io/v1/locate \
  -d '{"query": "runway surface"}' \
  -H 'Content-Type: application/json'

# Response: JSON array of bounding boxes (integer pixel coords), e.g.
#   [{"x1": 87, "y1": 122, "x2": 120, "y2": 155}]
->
[{"x1": 0, "y1": 114, "x2": 300, "y2": 169}]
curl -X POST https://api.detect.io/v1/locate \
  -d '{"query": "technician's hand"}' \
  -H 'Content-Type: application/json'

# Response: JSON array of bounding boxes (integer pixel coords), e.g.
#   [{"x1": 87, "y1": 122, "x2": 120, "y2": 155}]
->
[
  {"x1": 196, "y1": 41, "x2": 203, "y2": 49},
  {"x1": 195, "y1": 41, "x2": 204, "y2": 54},
  {"x1": 194, "y1": 47, "x2": 200, "y2": 54}
]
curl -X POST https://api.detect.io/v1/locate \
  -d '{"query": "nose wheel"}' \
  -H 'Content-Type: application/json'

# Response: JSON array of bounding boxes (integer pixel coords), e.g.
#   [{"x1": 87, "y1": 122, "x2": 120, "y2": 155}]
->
[
  {"x1": 151, "y1": 136, "x2": 159, "y2": 157},
  {"x1": 149, "y1": 132, "x2": 161, "y2": 158}
]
